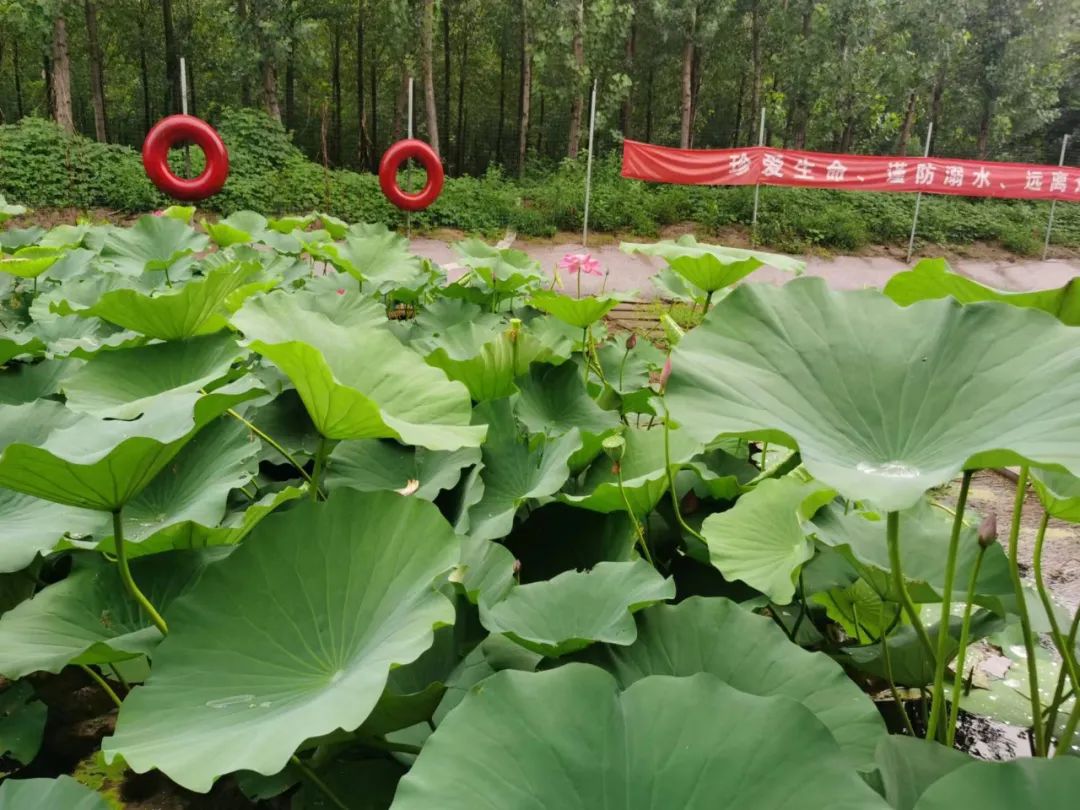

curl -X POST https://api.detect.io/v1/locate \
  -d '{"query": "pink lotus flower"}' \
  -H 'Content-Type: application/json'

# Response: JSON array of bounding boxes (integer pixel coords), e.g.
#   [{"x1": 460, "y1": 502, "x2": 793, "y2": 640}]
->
[
  {"x1": 151, "y1": 210, "x2": 165, "y2": 217},
  {"x1": 336, "y1": 288, "x2": 346, "y2": 295},
  {"x1": 558, "y1": 252, "x2": 602, "y2": 276}
]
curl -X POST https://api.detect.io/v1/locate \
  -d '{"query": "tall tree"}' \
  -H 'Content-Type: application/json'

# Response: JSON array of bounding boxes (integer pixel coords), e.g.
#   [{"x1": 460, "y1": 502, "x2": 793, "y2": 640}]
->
[
  {"x1": 678, "y1": 2, "x2": 696, "y2": 148},
  {"x1": 50, "y1": 13, "x2": 74, "y2": 133},
  {"x1": 356, "y1": 0, "x2": 370, "y2": 164},
  {"x1": 517, "y1": 0, "x2": 532, "y2": 176},
  {"x1": 162, "y1": 0, "x2": 180, "y2": 113},
  {"x1": 83, "y1": 0, "x2": 107, "y2": 140},
  {"x1": 566, "y1": 0, "x2": 585, "y2": 158},
  {"x1": 420, "y1": 0, "x2": 440, "y2": 155}
]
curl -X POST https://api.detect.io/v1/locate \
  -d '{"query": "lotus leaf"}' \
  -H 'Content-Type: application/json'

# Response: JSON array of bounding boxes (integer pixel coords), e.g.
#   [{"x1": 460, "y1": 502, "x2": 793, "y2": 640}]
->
[
  {"x1": 884, "y1": 258, "x2": 1080, "y2": 325},
  {"x1": 480, "y1": 559, "x2": 674, "y2": 656},
  {"x1": 390, "y1": 666, "x2": 888, "y2": 810},
  {"x1": 103, "y1": 491, "x2": 459, "y2": 792},
  {"x1": 231, "y1": 291, "x2": 484, "y2": 449},
  {"x1": 666, "y1": 278, "x2": 1080, "y2": 511},
  {"x1": 0, "y1": 776, "x2": 111, "y2": 810},
  {"x1": 577, "y1": 597, "x2": 887, "y2": 767},
  {"x1": 912, "y1": 757, "x2": 1080, "y2": 810}
]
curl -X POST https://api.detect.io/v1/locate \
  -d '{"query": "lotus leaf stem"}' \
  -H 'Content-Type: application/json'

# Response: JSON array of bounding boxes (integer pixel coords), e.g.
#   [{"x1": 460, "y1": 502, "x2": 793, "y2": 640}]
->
[
  {"x1": 759, "y1": 442, "x2": 769, "y2": 470},
  {"x1": 1045, "y1": 605, "x2": 1080, "y2": 744},
  {"x1": 79, "y1": 664, "x2": 122, "y2": 709},
  {"x1": 1005, "y1": 466, "x2": 1046, "y2": 755},
  {"x1": 1034, "y1": 511, "x2": 1080, "y2": 703},
  {"x1": 113, "y1": 510, "x2": 169, "y2": 636},
  {"x1": 927, "y1": 471, "x2": 973, "y2": 744},
  {"x1": 108, "y1": 664, "x2": 130, "y2": 693},
  {"x1": 618, "y1": 344, "x2": 631, "y2": 391},
  {"x1": 582, "y1": 328, "x2": 590, "y2": 383},
  {"x1": 946, "y1": 542, "x2": 987, "y2": 747},
  {"x1": 881, "y1": 630, "x2": 917, "y2": 737},
  {"x1": 289, "y1": 755, "x2": 348, "y2": 810},
  {"x1": 886, "y1": 511, "x2": 937, "y2": 714},
  {"x1": 225, "y1": 407, "x2": 314, "y2": 486},
  {"x1": 310, "y1": 436, "x2": 330, "y2": 502},
  {"x1": 660, "y1": 400, "x2": 707, "y2": 546},
  {"x1": 1059, "y1": 702, "x2": 1080, "y2": 757},
  {"x1": 616, "y1": 466, "x2": 654, "y2": 567},
  {"x1": 361, "y1": 737, "x2": 424, "y2": 756},
  {"x1": 790, "y1": 570, "x2": 808, "y2": 643}
]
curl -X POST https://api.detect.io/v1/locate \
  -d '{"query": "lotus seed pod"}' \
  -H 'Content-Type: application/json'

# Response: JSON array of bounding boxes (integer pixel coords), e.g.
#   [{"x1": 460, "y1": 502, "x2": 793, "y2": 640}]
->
[{"x1": 978, "y1": 513, "x2": 998, "y2": 548}]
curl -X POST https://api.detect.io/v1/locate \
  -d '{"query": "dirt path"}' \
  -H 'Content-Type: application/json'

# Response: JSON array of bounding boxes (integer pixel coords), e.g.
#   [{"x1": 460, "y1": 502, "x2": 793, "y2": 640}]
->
[{"x1": 411, "y1": 235, "x2": 1080, "y2": 298}]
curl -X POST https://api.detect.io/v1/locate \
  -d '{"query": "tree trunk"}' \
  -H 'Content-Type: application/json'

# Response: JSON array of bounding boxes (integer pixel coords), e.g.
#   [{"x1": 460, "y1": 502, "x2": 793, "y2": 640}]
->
[
  {"x1": 895, "y1": 89, "x2": 917, "y2": 155},
  {"x1": 50, "y1": 16, "x2": 75, "y2": 133},
  {"x1": 456, "y1": 34, "x2": 468, "y2": 173},
  {"x1": 442, "y1": 0, "x2": 452, "y2": 154},
  {"x1": 83, "y1": 0, "x2": 108, "y2": 140},
  {"x1": 928, "y1": 64, "x2": 946, "y2": 155},
  {"x1": 356, "y1": 2, "x2": 369, "y2": 166},
  {"x1": 731, "y1": 70, "x2": 744, "y2": 147},
  {"x1": 163, "y1": 0, "x2": 180, "y2": 114},
  {"x1": 749, "y1": 0, "x2": 763, "y2": 136},
  {"x1": 370, "y1": 35, "x2": 379, "y2": 171},
  {"x1": 679, "y1": 5, "x2": 696, "y2": 148},
  {"x1": 393, "y1": 68, "x2": 410, "y2": 140},
  {"x1": 495, "y1": 38, "x2": 506, "y2": 164},
  {"x1": 261, "y1": 58, "x2": 282, "y2": 122},
  {"x1": 536, "y1": 93, "x2": 544, "y2": 154},
  {"x1": 332, "y1": 26, "x2": 342, "y2": 164},
  {"x1": 517, "y1": 0, "x2": 532, "y2": 177},
  {"x1": 138, "y1": 17, "x2": 151, "y2": 134},
  {"x1": 644, "y1": 66, "x2": 654, "y2": 143},
  {"x1": 13, "y1": 39, "x2": 23, "y2": 119},
  {"x1": 566, "y1": 0, "x2": 585, "y2": 158},
  {"x1": 420, "y1": 0, "x2": 440, "y2": 156},
  {"x1": 839, "y1": 117, "x2": 856, "y2": 152},
  {"x1": 975, "y1": 98, "x2": 992, "y2": 159},
  {"x1": 237, "y1": 0, "x2": 251, "y2": 106},
  {"x1": 285, "y1": 45, "x2": 296, "y2": 130},
  {"x1": 621, "y1": 10, "x2": 636, "y2": 138},
  {"x1": 188, "y1": 56, "x2": 197, "y2": 115},
  {"x1": 689, "y1": 41, "x2": 702, "y2": 147}
]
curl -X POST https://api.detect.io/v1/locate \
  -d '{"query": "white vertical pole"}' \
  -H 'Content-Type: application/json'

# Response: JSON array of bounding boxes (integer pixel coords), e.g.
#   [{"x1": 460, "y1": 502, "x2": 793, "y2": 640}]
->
[
  {"x1": 906, "y1": 122, "x2": 933, "y2": 264},
  {"x1": 406, "y1": 77, "x2": 414, "y2": 237},
  {"x1": 179, "y1": 56, "x2": 191, "y2": 178},
  {"x1": 751, "y1": 106, "x2": 766, "y2": 230},
  {"x1": 582, "y1": 79, "x2": 598, "y2": 247},
  {"x1": 1043, "y1": 134, "x2": 1070, "y2": 260},
  {"x1": 407, "y1": 77, "x2": 414, "y2": 139}
]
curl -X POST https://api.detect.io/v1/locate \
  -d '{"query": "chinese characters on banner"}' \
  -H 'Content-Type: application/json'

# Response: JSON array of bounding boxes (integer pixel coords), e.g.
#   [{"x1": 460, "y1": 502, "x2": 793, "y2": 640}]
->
[{"x1": 621, "y1": 140, "x2": 1080, "y2": 203}]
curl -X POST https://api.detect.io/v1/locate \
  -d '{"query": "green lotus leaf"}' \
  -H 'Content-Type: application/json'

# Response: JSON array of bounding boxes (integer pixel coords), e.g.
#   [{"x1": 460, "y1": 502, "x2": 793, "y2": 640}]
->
[
  {"x1": 327, "y1": 439, "x2": 478, "y2": 500},
  {"x1": 685, "y1": 445, "x2": 758, "y2": 500},
  {"x1": 529, "y1": 290, "x2": 619, "y2": 328},
  {"x1": 0, "y1": 490, "x2": 108, "y2": 573},
  {"x1": 0, "y1": 550, "x2": 221, "y2": 678},
  {"x1": 0, "y1": 681, "x2": 46, "y2": 766},
  {"x1": 37, "y1": 271, "x2": 147, "y2": 321},
  {"x1": 577, "y1": 596, "x2": 887, "y2": 768},
  {"x1": 884, "y1": 258, "x2": 1080, "y2": 325},
  {"x1": 0, "y1": 776, "x2": 111, "y2": 810},
  {"x1": 623, "y1": 235, "x2": 805, "y2": 288},
  {"x1": 0, "y1": 380, "x2": 261, "y2": 510},
  {"x1": 62, "y1": 334, "x2": 243, "y2": 419},
  {"x1": 812, "y1": 577, "x2": 902, "y2": 643},
  {"x1": 315, "y1": 212, "x2": 349, "y2": 239},
  {"x1": 281, "y1": 280, "x2": 388, "y2": 328},
  {"x1": 700, "y1": 476, "x2": 835, "y2": 604},
  {"x1": 462, "y1": 399, "x2": 580, "y2": 541},
  {"x1": 666, "y1": 278, "x2": 1080, "y2": 512},
  {"x1": 650, "y1": 266, "x2": 707, "y2": 301},
  {"x1": 204, "y1": 211, "x2": 300, "y2": 253},
  {"x1": 480, "y1": 559, "x2": 673, "y2": 656},
  {"x1": 57, "y1": 261, "x2": 269, "y2": 340},
  {"x1": 811, "y1": 500, "x2": 1013, "y2": 608},
  {"x1": 560, "y1": 426, "x2": 703, "y2": 516},
  {"x1": 267, "y1": 214, "x2": 315, "y2": 233},
  {"x1": 103, "y1": 491, "x2": 459, "y2": 792},
  {"x1": 292, "y1": 759, "x2": 405, "y2": 810},
  {"x1": 0, "y1": 195, "x2": 27, "y2": 224},
  {"x1": 162, "y1": 205, "x2": 196, "y2": 223},
  {"x1": 232, "y1": 291, "x2": 483, "y2": 449},
  {"x1": 390, "y1": 666, "x2": 888, "y2": 810},
  {"x1": 421, "y1": 318, "x2": 563, "y2": 401},
  {"x1": 454, "y1": 239, "x2": 543, "y2": 295},
  {"x1": 1031, "y1": 467, "x2": 1080, "y2": 522},
  {"x1": 42, "y1": 247, "x2": 97, "y2": 281},
  {"x1": 515, "y1": 360, "x2": 620, "y2": 438},
  {"x1": 913, "y1": 757, "x2": 1080, "y2": 810},
  {"x1": 871, "y1": 736, "x2": 975, "y2": 810},
  {"x1": 0, "y1": 247, "x2": 62, "y2": 279},
  {"x1": 0, "y1": 359, "x2": 83, "y2": 405},
  {"x1": 22, "y1": 316, "x2": 143, "y2": 360},
  {"x1": 309, "y1": 225, "x2": 427, "y2": 294},
  {"x1": 0, "y1": 227, "x2": 43, "y2": 252},
  {"x1": 99, "y1": 215, "x2": 207, "y2": 277},
  {"x1": 0, "y1": 331, "x2": 45, "y2": 365}
]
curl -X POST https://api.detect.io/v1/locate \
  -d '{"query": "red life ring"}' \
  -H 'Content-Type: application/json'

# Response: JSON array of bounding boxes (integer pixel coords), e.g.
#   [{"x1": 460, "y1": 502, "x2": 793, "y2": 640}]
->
[
  {"x1": 379, "y1": 139, "x2": 444, "y2": 211},
  {"x1": 142, "y1": 115, "x2": 229, "y2": 201}
]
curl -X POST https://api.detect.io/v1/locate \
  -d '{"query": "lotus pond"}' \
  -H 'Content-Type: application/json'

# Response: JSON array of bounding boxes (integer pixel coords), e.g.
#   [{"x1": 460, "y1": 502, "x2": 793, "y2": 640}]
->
[{"x1": 1, "y1": 201, "x2": 1079, "y2": 808}]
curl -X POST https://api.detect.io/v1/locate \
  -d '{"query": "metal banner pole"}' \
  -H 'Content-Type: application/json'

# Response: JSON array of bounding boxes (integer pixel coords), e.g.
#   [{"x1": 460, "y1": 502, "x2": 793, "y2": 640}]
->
[
  {"x1": 1043, "y1": 134, "x2": 1070, "y2": 260},
  {"x1": 905, "y1": 122, "x2": 934, "y2": 264},
  {"x1": 582, "y1": 79, "x2": 598, "y2": 247},
  {"x1": 407, "y1": 77, "x2": 414, "y2": 237},
  {"x1": 180, "y1": 56, "x2": 191, "y2": 177},
  {"x1": 751, "y1": 107, "x2": 766, "y2": 231}
]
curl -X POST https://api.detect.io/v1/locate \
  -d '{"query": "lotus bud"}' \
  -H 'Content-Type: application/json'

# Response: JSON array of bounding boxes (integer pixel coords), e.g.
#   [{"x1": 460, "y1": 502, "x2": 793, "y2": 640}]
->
[
  {"x1": 978, "y1": 513, "x2": 998, "y2": 548},
  {"x1": 602, "y1": 434, "x2": 626, "y2": 465},
  {"x1": 508, "y1": 318, "x2": 523, "y2": 343},
  {"x1": 336, "y1": 288, "x2": 346, "y2": 295},
  {"x1": 395, "y1": 479, "x2": 420, "y2": 496},
  {"x1": 659, "y1": 355, "x2": 672, "y2": 393},
  {"x1": 512, "y1": 559, "x2": 522, "y2": 578},
  {"x1": 626, "y1": 333, "x2": 638, "y2": 350}
]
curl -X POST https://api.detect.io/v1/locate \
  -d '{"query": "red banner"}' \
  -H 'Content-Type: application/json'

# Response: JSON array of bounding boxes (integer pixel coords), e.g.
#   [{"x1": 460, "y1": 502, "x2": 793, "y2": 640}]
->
[{"x1": 622, "y1": 140, "x2": 1080, "y2": 203}]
